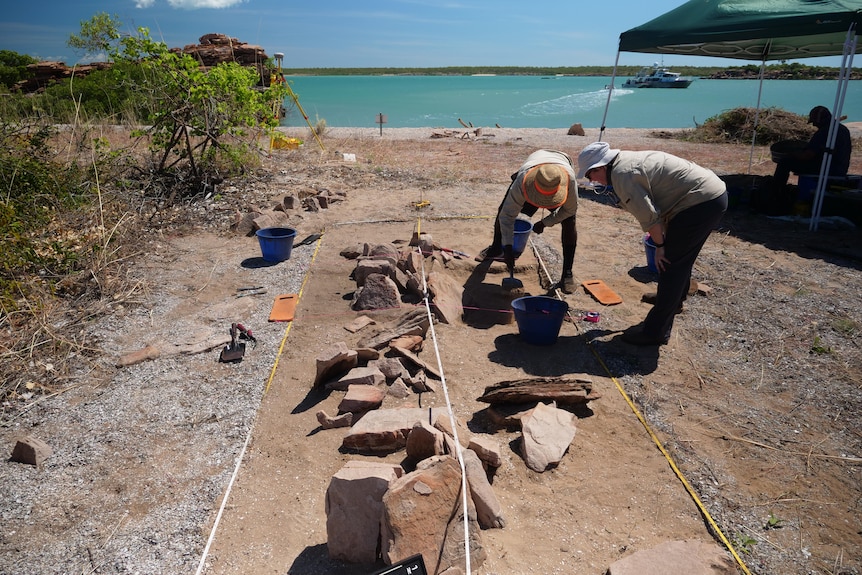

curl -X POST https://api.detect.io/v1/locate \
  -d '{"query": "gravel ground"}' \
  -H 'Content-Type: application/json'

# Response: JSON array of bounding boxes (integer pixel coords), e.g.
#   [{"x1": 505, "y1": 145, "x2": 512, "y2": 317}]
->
[{"x1": 2, "y1": 220, "x2": 315, "y2": 574}]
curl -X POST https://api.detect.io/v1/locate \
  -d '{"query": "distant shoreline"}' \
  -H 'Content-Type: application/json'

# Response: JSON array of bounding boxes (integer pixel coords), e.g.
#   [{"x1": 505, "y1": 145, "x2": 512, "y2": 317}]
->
[
  {"x1": 281, "y1": 64, "x2": 859, "y2": 81},
  {"x1": 278, "y1": 123, "x2": 862, "y2": 144}
]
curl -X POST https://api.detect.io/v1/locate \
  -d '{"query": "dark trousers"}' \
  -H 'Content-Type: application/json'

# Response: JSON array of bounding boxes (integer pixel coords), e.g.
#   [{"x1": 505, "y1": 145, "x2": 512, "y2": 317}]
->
[
  {"x1": 769, "y1": 157, "x2": 823, "y2": 213},
  {"x1": 643, "y1": 192, "x2": 728, "y2": 339},
  {"x1": 491, "y1": 196, "x2": 577, "y2": 274}
]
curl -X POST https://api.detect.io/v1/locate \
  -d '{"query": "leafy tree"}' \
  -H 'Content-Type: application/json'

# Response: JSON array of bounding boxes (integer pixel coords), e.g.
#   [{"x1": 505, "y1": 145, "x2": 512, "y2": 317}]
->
[
  {"x1": 109, "y1": 27, "x2": 287, "y2": 193},
  {"x1": 0, "y1": 50, "x2": 38, "y2": 89},
  {"x1": 67, "y1": 12, "x2": 122, "y2": 61}
]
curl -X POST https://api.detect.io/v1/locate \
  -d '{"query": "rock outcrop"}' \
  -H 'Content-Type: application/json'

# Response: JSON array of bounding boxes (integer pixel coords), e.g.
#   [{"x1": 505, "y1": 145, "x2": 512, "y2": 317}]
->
[{"x1": 14, "y1": 34, "x2": 269, "y2": 93}]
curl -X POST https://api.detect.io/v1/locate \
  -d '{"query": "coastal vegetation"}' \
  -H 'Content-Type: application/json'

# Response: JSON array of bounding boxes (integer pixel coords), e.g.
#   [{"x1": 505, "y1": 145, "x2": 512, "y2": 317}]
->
[{"x1": 0, "y1": 13, "x2": 286, "y2": 326}]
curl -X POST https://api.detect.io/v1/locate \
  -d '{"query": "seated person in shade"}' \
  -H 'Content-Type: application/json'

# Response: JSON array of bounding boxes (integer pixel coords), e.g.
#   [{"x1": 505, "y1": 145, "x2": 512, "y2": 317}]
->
[{"x1": 769, "y1": 105, "x2": 852, "y2": 214}]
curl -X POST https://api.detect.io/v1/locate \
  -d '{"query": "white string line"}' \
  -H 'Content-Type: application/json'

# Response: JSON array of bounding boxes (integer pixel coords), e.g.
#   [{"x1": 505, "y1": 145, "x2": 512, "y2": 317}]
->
[
  {"x1": 416, "y1": 242, "x2": 472, "y2": 574},
  {"x1": 194, "y1": 427, "x2": 253, "y2": 575},
  {"x1": 530, "y1": 236, "x2": 584, "y2": 328}
]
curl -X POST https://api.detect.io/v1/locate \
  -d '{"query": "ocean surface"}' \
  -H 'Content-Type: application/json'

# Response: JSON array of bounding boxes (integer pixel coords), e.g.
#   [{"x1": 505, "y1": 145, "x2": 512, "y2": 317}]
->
[{"x1": 281, "y1": 75, "x2": 862, "y2": 130}]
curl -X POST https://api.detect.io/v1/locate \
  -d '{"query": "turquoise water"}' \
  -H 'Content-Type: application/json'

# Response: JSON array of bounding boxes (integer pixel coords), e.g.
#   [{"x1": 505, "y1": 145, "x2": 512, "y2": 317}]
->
[{"x1": 281, "y1": 75, "x2": 862, "y2": 129}]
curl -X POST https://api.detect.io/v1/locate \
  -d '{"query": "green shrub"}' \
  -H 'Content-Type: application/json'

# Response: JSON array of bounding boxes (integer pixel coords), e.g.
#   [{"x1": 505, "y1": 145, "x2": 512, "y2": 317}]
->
[
  {"x1": 0, "y1": 122, "x2": 94, "y2": 310},
  {"x1": 0, "y1": 50, "x2": 38, "y2": 90}
]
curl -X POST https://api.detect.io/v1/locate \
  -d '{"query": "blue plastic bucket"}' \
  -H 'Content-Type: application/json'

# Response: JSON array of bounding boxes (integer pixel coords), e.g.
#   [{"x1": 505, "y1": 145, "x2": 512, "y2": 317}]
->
[
  {"x1": 511, "y1": 296, "x2": 569, "y2": 345},
  {"x1": 643, "y1": 234, "x2": 658, "y2": 273},
  {"x1": 797, "y1": 175, "x2": 817, "y2": 202},
  {"x1": 512, "y1": 219, "x2": 532, "y2": 256},
  {"x1": 256, "y1": 227, "x2": 297, "y2": 262}
]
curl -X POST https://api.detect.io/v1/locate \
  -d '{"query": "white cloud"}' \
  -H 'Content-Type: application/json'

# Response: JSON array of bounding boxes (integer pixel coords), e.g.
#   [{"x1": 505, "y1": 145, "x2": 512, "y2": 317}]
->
[
  {"x1": 135, "y1": 0, "x2": 155, "y2": 7},
  {"x1": 167, "y1": 0, "x2": 247, "y2": 8}
]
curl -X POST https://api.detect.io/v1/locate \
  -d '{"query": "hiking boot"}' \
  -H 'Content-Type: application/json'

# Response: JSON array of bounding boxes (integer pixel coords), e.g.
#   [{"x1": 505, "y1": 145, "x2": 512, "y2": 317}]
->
[
  {"x1": 640, "y1": 292, "x2": 684, "y2": 314},
  {"x1": 557, "y1": 273, "x2": 576, "y2": 294},
  {"x1": 475, "y1": 245, "x2": 504, "y2": 262},
  {"x1": 621, "y1": 325, "x2": 669, "y2": 346}
]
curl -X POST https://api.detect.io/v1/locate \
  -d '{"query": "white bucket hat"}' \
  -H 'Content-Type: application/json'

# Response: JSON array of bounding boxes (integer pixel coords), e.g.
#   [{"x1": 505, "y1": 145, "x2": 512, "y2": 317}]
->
[{"x1": 577, "y1": 142, "x2": 620, "y2": 179}]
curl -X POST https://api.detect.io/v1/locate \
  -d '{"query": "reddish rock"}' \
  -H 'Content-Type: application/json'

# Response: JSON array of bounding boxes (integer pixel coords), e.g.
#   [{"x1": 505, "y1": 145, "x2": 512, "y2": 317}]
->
[
  {"x1": 338, "y1": 384, "x2": 386, "y2": 414},
  {"x1": 381, "y1": 456, "x2": 485, "y2": 573},
  {"x1": 325, "y1": 461, "x2": 402, "y2": 564}
]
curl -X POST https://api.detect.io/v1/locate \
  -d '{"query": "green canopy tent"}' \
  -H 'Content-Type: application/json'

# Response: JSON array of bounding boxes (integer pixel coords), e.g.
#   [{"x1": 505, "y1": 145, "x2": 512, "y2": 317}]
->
[{"x1": 599, "y1": 0, "x2": 862, "y2": 230}]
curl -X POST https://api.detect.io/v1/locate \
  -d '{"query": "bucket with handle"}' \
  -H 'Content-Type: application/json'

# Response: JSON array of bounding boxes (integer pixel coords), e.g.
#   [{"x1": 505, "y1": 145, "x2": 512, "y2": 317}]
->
[
  {"x1": 256, "y1": 227, "x2": 297, "y2": 262},
  {"x1": 511, "y1": 296, "x2": 569, "y2": 345},
  {"x1": 512, "y1": 219, "x2": 532, "y2": 257},
  {"x1": 643, "y1": 233, "x2": 659, "y2": 273}
]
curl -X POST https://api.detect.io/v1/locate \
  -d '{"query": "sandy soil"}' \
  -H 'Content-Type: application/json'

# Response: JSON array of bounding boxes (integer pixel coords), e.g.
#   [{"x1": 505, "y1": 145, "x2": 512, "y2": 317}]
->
[{"x1": 2, "y1": 126, "x2": 861, "y2": 575}]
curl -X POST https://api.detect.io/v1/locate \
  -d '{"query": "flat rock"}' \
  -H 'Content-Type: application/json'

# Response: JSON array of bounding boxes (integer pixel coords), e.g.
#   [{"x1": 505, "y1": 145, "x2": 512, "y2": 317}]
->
[
  {"x1": 468, "y1": 436, "x2": 503, "y2": 468},
  {"x1": 327, "y1": 365, "x2": 386, "y2": 392},
  {"x1": 354, "y1": 259, "x2": 395, "y2": 286},
  {"x1": 313, "y1": 342, "x2": 358, "y2": 388},
  {"x1": 338, "y1": 384, "x2": 386, "y2": 413},
  {"x1": 427, "y1": 270, "x2": 464, "y2": 325},
  {"x1": 343, "y1": 315, "x2": 376, "y2": 333},
  {"x1": 521, "y1": 402, "x2": 577, "y2": 472},
  {"x1": 607, "y1": 539, "x2": 736, "y2": 575},
  {"x1": 342, "y1": 408, "x2": 445, "y2": 454},
  {"x1": 325, "y1": 461, "x2": 403, "y2": 564},
  {"x1": 462, "y1": 448, "x2": 505, "y2": 529},
  {"x1": 478, "y1": 377, "x2": 601, "y2": 405}
]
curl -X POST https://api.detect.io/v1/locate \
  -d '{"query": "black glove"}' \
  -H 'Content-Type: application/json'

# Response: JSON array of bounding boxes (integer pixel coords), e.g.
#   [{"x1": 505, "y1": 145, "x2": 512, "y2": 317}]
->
[
  {"x1": 503, "y1": 245, "x2": 515, "y2": 273},
  {"x1": 532, "y1": 221, "x2": 545, "y2": 235}
]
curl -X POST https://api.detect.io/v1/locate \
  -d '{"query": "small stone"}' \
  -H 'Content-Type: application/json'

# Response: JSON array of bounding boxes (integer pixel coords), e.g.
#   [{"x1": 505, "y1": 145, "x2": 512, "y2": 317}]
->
[{"x1": 10, "y1": 435, "x2": 52, "y2": 466}]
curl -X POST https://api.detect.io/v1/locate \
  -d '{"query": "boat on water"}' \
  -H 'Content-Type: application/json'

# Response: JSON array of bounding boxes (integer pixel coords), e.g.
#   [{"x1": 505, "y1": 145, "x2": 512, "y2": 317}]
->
[{"x1": 624, "y1": 64, "x2": 693, "y2": 89}]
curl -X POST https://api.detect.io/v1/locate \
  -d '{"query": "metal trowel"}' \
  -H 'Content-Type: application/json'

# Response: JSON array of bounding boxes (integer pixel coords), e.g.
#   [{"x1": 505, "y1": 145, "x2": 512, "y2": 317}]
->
[
  {"x1": 219, "y1": 323, "x2": 246, "y2": 363},
  {"x1": 501, "y1": 269, "x2": 523, "y2": 292}
]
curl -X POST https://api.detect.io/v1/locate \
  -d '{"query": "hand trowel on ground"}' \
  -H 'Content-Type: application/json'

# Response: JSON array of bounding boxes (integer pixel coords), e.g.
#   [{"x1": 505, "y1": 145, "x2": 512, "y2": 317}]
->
[
  {"x1": 219, "y1": 323, "x2": 246, "y2": 362},
  {"x1": 501, "y1": 269, "x2": 524, "y2": 293}
]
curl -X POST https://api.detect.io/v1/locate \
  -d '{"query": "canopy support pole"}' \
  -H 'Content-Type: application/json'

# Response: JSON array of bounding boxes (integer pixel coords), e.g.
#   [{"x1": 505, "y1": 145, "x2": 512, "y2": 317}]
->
[
  {"x1": 747, "y1": 52, "x2": 769, "y2": 173},
  {"x1": 810, "y1": 23, "x2": 857, "y2": 231},
  {"x1": 598, "y1": 48, "x2": 622, "y2": 143}
]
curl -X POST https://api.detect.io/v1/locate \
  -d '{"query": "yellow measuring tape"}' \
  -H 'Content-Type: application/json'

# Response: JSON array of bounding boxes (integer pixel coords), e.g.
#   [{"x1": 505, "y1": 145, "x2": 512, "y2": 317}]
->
[
  {"x1": 532, "y1": 240, "x2": 752, "y2": 575},
  {"x1": 263, "y1": 234, "x2": 324, "y2": 396}
]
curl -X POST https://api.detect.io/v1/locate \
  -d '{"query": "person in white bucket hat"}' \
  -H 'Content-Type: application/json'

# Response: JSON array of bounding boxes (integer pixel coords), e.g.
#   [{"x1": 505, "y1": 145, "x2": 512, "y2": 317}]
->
[
  {"x1": 476, "y1": 149, "x2": 579, "y2": 292},
  {"x1": 578, "y1": 142, "x2": 727, "y2": 346}
]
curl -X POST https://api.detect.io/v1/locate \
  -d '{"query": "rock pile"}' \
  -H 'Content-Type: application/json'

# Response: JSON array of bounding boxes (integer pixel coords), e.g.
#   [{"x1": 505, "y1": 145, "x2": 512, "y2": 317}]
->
[
  {"x1": 231, "y1": 189, "x2": 346, "y2": 236},
  {"x1": 340, "y1": 234, "x2": 465, "y2": 321},
  {"x1": 175, "y1": 33, "x2": 267, "y2": 78},
  {"x1": 14, "y1": 61, "x2": 112, "y2": 93}
]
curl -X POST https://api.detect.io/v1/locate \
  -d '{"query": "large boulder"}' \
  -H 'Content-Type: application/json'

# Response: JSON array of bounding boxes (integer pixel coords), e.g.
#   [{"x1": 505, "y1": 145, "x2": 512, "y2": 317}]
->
[
  {"x1": 325, "y1": 461, "x2": 403, "y2": 564},
  {"x1": 381, "y1": 456, "x2": 486, "y2": 573}
]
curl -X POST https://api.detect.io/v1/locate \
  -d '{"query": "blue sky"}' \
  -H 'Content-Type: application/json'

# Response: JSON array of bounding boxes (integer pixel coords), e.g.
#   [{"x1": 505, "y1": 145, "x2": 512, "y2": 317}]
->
[{"x1": 0, "y1": 0, "x2": 841, "y2": 68}]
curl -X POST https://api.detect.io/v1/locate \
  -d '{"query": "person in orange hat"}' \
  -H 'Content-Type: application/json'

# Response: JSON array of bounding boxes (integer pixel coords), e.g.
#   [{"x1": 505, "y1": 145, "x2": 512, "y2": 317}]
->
[{"x1": 476, "y1": 149, "x2": 579, "y2": 292}]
